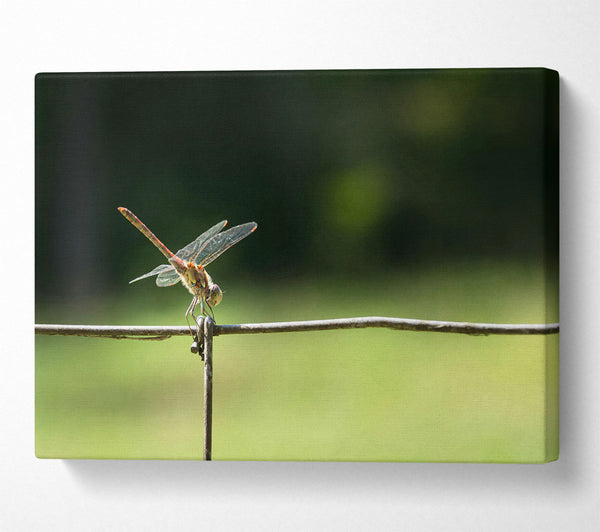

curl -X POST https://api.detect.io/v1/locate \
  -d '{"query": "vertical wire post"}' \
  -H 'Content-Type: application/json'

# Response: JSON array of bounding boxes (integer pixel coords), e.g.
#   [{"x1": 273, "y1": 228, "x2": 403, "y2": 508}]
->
[{"x1": 202, "y1": 316, "x2": 214, "y2": 461}]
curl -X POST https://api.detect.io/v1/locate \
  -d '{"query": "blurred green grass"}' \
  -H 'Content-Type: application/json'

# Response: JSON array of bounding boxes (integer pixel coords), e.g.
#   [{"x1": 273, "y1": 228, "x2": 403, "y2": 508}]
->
[{"x1": 35, "y1": 261, "x2": 558, "y2": 461}]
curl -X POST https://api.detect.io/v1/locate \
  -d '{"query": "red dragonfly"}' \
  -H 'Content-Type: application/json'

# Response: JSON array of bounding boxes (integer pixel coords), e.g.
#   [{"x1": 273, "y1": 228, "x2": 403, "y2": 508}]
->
[{"x1": 118, "y1": 207, "x2": 257, "y2": 330}]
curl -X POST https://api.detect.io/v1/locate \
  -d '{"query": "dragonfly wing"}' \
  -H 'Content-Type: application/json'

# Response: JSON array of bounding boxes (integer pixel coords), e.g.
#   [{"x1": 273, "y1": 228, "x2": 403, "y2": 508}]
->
[
  {"x1": 130, "y1": 264, "x2": 174, "y2": 284},
  {"x1": 175, "y1": 220, "x2": 228, "y2": 261},
  {"x1": 156, "y1": 268, "x2": 181, "y2": 287},
  {"x1": 198, "y1": 222, "x2": 257, "y2": 267}
]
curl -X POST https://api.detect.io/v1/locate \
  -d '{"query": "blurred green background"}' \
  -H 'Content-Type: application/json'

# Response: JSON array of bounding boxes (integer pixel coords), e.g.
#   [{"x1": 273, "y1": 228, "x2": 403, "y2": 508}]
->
[{"x1": 35, "y1": 69, "x2": 558, "y2": 461}]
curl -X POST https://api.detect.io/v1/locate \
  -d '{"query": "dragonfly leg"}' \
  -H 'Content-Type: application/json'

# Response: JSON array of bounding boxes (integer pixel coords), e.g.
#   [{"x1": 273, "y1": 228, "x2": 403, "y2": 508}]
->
[
  {"x1": 187, "y1": 296, "x2": 205, "y2": 358},
  {"x1": 205, "y1": 301, "x2": 215, "y2": 321},
  {"x1": 185, "y1": 296, "x2": 199, "y2": 337},
  {"x1": 199, "y1": 297, "x2": 215, "y2": 321}
]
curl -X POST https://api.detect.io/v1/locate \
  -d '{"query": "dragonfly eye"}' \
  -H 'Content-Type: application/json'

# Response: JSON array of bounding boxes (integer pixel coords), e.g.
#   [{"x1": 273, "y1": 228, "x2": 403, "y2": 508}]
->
[{"x1": 207, "y1": 284, "x2": 223, "y2": 307}]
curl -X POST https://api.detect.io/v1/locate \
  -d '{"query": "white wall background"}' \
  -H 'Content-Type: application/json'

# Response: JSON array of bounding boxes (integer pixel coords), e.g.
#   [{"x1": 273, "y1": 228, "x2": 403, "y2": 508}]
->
[{"x1": 2, "y1": 1, "x2": 598, "y2": 530}]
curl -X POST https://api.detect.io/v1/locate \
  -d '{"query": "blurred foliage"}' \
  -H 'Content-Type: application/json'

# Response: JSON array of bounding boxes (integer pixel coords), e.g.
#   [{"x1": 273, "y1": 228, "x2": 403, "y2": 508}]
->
[{"x1": 35, "y1": 69, "x2": 558, "y2": 306}]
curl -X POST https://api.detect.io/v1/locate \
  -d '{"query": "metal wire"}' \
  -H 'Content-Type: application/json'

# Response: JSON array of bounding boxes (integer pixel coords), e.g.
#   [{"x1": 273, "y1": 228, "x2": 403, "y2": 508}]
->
[{"x1": 35, "y1": 318, "x2": 559, "y2": 340}]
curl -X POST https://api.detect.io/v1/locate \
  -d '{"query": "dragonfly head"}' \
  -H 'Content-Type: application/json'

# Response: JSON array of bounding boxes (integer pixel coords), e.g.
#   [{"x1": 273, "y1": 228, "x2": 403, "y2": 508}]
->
[{"x1": 205, "y1": 284, "x2": 223, "y2": 307}]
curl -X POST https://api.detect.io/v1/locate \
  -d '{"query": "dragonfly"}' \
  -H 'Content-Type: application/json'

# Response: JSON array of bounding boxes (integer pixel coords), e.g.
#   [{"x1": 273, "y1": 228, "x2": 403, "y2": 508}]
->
[{"x1": 118, "y1": 207, "x2": 257, "y2": 333}]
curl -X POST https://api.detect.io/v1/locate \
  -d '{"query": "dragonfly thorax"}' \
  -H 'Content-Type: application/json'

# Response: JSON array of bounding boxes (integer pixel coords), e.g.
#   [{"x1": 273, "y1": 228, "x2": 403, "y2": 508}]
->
[{"x1": 175, "y1": 261, "x2": 222, "y2": 307}]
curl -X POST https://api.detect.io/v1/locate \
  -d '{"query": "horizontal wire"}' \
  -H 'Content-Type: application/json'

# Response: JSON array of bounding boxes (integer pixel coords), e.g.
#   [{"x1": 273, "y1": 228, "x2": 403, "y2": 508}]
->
[{"x1": 35, "y1": 317, "x2": 559, "y2": 339}]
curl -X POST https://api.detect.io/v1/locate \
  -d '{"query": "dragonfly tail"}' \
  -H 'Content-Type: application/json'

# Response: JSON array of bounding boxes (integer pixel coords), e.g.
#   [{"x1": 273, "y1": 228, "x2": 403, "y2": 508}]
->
[{"x1": 118, "y1": 207, "x2": 174, "y2": 260}]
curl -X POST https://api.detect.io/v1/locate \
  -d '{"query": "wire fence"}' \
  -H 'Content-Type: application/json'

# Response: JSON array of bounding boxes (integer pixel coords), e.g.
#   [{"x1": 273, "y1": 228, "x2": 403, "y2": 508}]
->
[
  {"x1": 35, "y1": 317, "x2": 559, "y2": 339},
  {"x1": 35, "y1": 316, "x2": 559, "y2": 460}
]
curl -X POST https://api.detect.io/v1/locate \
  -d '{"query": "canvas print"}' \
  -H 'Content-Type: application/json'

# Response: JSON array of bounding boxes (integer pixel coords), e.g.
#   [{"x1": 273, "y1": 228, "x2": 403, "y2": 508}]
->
[{"x1": 35, "y1": 68, "x2": 559, "y2": 462}]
